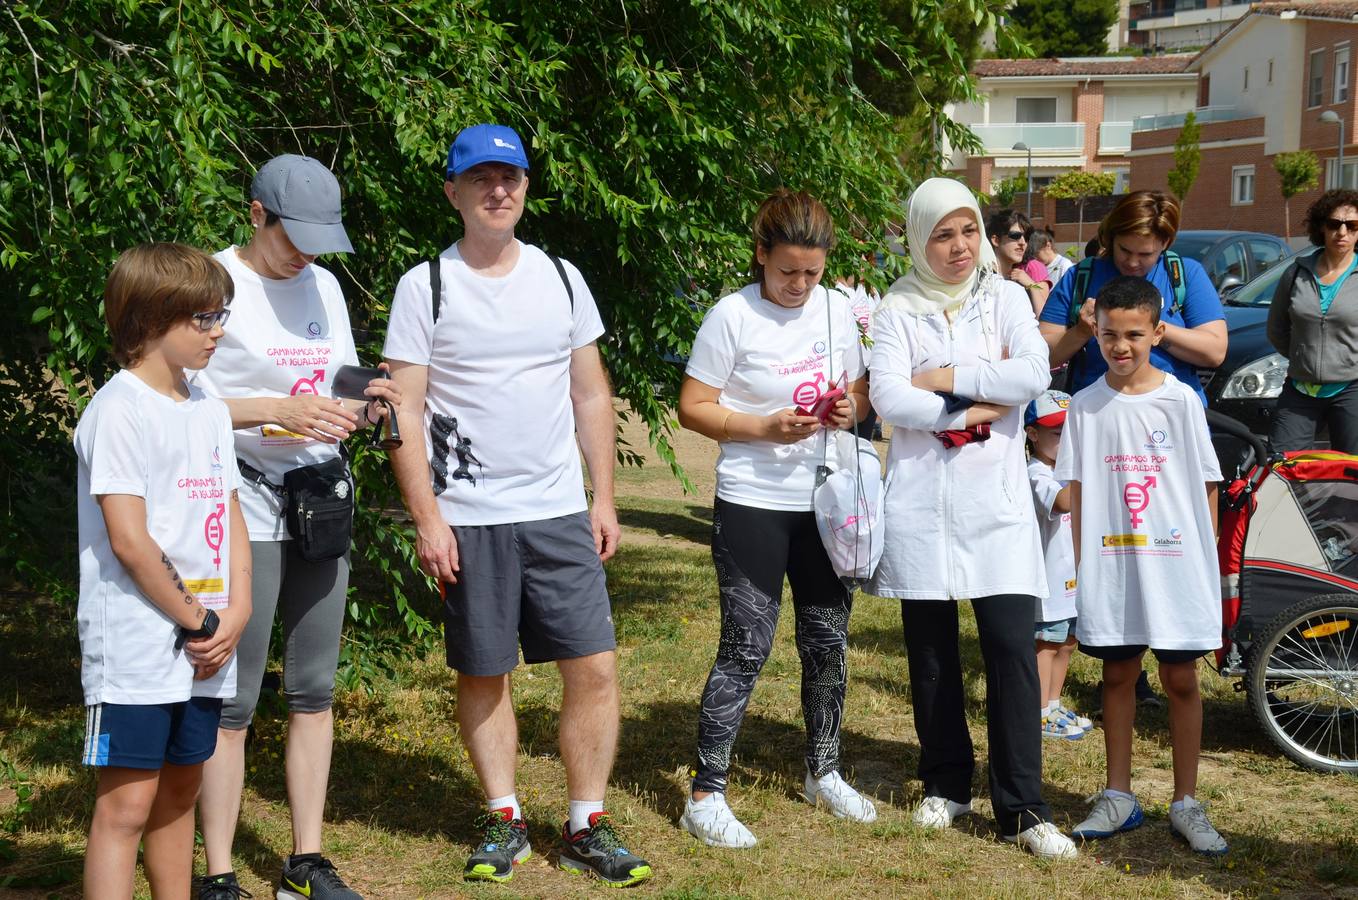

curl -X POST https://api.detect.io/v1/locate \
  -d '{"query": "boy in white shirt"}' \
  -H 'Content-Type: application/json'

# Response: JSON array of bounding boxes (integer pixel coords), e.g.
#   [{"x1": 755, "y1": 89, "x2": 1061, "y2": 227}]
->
[
  {"x1": 76, "y1": 244, "x2": 252, "y2": 897},
  {"x1": 1055, "y1": 276, "x2": 1227, "y2": 855}
]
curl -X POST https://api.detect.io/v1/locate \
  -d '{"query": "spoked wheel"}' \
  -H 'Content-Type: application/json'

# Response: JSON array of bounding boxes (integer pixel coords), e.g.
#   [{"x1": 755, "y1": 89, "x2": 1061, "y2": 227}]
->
[{"x1": 1246, "y1": 593, "x2": 1358, "y2": 774}]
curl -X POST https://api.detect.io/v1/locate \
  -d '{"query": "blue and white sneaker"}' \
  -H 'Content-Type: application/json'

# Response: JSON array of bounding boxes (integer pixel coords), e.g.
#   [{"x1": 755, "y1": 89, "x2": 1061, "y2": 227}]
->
[
  {"x1": 1071, "y1": 790, "x2": 1145, "y2": 840},
  {"x1": 1055, "y1": 705, "x2": 1093, "y2": 731},
  {"x1": 1042, "y1": 714, "x2": 1084, "y2": 740}
]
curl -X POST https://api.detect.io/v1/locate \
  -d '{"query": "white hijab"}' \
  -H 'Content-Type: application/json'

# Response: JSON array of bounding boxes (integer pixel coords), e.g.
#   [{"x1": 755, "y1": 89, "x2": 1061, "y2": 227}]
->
[{"x1": 880, "y1": 177, "x2": 997, "y2": 317}]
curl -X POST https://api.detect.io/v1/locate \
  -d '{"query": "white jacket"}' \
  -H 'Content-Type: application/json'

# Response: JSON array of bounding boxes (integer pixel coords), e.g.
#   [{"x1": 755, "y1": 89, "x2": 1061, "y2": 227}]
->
[{"x1": 868, "y1": 276, "x2": 1051, "y2": 601}]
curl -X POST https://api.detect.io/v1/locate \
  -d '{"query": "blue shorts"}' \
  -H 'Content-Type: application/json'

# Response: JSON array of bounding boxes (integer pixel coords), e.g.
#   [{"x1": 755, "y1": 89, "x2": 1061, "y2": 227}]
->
[
  {"x1": 82, "y1": 698, "x2": 223, "y2": 769},
  {"x1": 1036, "y1": 617, "x2": 1076, "y2": 643}
]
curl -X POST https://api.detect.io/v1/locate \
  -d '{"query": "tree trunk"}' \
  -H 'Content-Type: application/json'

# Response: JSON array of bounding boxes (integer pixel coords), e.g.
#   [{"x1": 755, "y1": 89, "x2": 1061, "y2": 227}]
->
[
  {"x1": 1283, "y1": 198, "x2": 1291, "y2": 239},
  {"x1": 1076, "y1": 200, "x2": 1086, "y2": 243}
]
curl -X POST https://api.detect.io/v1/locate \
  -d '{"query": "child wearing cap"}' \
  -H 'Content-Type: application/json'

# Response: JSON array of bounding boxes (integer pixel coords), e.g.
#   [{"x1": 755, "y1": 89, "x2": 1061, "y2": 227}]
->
[
  {"x1": 76, "y1": 244, "x2": 250, "y2": 897},
  {"x1": 1056, "y1": 276, "x2": 1227, "y2": 855},
  {"x1": 1024, "y1": 390, "x2": 1091, "y2": 741}
]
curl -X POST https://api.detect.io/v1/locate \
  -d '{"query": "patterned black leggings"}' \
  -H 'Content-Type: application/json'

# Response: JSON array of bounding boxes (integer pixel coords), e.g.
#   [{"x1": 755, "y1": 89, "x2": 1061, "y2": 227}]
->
[{"x1": 692, "y1": 499, "x2": 853, "y2": 794}]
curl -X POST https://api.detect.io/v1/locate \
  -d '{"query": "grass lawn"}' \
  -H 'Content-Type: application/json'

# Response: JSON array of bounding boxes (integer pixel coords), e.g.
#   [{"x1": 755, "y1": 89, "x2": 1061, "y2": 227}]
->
[{"x1": 2, "y1": 414, "x2": 1357, "y2": 898}]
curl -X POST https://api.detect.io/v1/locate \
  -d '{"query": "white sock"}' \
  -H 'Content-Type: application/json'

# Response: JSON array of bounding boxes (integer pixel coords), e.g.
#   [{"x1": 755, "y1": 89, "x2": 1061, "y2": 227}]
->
[
  {"x1": 487, "y1": 793, "x2": 521, "y2": 821},
  {"x1": 568, "y1": 799, "x2": 605, "y2": 835},
  {"x1": 1170, "y1": 795, "x2": 1193, "y2": 813},
  {"x1": 1105, "y1": 788, "x2": 1136, "y2": 802}
]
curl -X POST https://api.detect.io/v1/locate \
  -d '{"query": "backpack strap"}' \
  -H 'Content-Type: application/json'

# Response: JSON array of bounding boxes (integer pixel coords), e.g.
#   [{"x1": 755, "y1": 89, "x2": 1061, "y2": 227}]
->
[
  {"x1": 548, "y1": 254, "x2": 575, "y2": 311},
  {"x1": 429, "y1": 258, "x2": 443, "y2": 325},
  {"x1": 1164, "y1": 249, "x2": 1186, "y2": 318},
  {"x1": 238, "y1": 459, "x2": 284, "y2": 499},
  {"x1": 1067, "y1": 257, "x2": 1094, "y2": 327}
]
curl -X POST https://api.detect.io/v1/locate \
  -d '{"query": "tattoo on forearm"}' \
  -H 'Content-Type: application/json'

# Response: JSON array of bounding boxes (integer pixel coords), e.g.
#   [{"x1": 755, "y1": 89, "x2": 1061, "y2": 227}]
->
[{"x1": 160, "y1": 551, "x2": 193, "y2": 604}]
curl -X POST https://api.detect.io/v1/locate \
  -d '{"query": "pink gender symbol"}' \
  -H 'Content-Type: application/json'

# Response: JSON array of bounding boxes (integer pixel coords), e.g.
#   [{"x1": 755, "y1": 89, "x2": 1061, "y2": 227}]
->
[
  {"x1": 793, "y1": 372, "x2": 826, "y2": 408},
  {"x1": 204, "y1": 503, "x2": 226, "y2": 570},
  {"x1": 290, "y1": 368, "x2": 326, "y2": 396},
  {"x1": 1122, "y1": 475, "x2": 1157, "y2": 528}
]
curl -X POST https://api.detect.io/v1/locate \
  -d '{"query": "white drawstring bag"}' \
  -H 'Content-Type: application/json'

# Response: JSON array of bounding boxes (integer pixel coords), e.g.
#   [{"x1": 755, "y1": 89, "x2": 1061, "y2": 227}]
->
[{"x1": 813, "y1": 429, "x2": 884, "y2": 586}]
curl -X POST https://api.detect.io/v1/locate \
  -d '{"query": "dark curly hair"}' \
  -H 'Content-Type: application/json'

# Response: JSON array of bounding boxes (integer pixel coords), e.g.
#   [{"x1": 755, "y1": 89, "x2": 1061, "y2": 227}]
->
[{"x1": 1305, "y1": 188, "x2": 1358, "y2": 246}]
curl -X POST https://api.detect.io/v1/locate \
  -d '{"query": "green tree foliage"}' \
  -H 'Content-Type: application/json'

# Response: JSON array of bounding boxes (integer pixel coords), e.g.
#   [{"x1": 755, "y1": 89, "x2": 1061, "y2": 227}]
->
[
  {"x1": 991, "y1": 169, "x2": 1028, "y2": 208},
  {"x1": 1168, "y1": 111, "x2": 1202, "y2": 202},
  {"x1": 0, "y1": 1, "x2": 998, "y2": 659},
  {"x1": 1005, "y1": 0, "x2": 1118, "y2": 57},
  {"x1": 1045, "y1": 170, "x2": 1116, "y2": 242},
  {"x1": 1274, "y1": 150, "x2": 1321, "y2": 238}
]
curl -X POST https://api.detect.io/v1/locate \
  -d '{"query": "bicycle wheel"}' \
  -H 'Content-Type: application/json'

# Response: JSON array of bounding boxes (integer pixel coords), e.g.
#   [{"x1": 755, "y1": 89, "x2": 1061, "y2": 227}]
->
[{"x1": 1245, "y1": 593, "x2": 1358, "y2": 774}]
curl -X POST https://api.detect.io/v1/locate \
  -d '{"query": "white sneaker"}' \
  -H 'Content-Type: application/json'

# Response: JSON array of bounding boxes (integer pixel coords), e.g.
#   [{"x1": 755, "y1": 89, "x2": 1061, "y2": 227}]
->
[
  {"x1": 802, "y1": 771, "x2": 878, "y2": 823},
  {"x1": 1071, "y1": 790, "x2": 1144, "y2": 840},
  {"x1": 680, "y1": 792, "x2": 757, "y2": 849},
  {"x1": 1056, "y1": 705, "x2": 1093, "y2": 731},
  {"x1": 1004, "y1": 821, "x2": 1078, "y2": 859},
  {"x1": 911, "y1": 795, "x2": 972, "y2": 829},
  {"x1": 1169, "y1": 796, "x2": 1228, "y2": 856}
]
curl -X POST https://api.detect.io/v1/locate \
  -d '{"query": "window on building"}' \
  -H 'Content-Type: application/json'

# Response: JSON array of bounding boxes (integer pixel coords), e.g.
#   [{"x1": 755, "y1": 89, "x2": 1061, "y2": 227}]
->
[
  {"x1": 1311, "y1": 49, "x2": 1327, "y2": 107},
  {"x1": 1015, "y1": 97, "x2": 1058, "y2": 123},
  {"x1": 1232, "y1": 165, "x2": 1255, "y2": 205},
  {"x1": 1326, "y1": 157, "x2": 1358, "y2": 189},
  {"x1": 1336, "y1": 45, "x2": 1351, "y2": 104}
]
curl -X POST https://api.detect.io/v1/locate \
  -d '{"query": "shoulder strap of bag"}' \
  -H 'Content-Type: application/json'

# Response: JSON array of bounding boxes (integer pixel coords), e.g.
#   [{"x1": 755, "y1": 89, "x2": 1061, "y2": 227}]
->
[
  {"x1": 548, "y1": 254, "x2": 575, "y2": 312},
  {"x1": 1067, "y1": 257, "x2": 1094, "y2": 326},
  {"x1": 430, "y1": 252, "x2": 574, "y2": 328},
  {"x1": 238, "y1": 459, "x2": 285, "y2": 499},
  {"x1": 1164, "y1": 249, "x2": 1186, "y2": 317}
]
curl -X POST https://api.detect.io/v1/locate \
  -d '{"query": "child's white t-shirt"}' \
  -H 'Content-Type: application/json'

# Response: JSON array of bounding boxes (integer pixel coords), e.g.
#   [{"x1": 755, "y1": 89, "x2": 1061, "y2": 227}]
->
[
  {"x1": 382, "y1": 242, "x2": 605, "y2": 527},
  {"x1": 1027, "y1": 457, "x2": 1077, "y2": 622},
  {"x1": 686, "y1": 284, "x2": 867, "y2": 512},
  {"x1": 192, "y1": 248, "x2": 359, "y2": 540},
  {"x1": 1055, "y1": 373, "x2": 1223, "y2": 649},
  {"x1": 75, "y1": 370, "x2": 241, "y2": 705}
]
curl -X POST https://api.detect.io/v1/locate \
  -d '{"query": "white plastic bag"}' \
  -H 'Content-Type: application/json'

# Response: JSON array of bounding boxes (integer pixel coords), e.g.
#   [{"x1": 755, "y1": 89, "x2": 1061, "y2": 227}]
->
[{"x1": 813, "y1": 430, "x2": 884, "y2": 585}]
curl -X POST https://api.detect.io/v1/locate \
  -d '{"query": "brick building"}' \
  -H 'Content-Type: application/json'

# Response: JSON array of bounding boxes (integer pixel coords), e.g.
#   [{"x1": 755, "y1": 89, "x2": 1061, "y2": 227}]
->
[{"x1": 1128, "y1": 1, "x2": 1358, "y2": 238}]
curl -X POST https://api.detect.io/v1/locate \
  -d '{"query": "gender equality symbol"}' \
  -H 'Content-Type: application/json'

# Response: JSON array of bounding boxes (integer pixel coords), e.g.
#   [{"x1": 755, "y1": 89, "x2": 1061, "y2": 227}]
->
[
  {"x1": 1122, "y1": 475, "x2": 1157, "y2": 528},
  {"x1": 793, "y1": 372, "x2": 827, "y2": 408},
  {"x1": 291, "y1": 368, "x2": 326, "y2": 396},
  {"x1": 204, "y1": 502, "x2": 226, "y2": 570}
]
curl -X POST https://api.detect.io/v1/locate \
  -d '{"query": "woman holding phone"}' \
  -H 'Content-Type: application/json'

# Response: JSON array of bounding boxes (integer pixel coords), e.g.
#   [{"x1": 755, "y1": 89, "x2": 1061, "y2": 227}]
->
[
  {"x1": 192, "y1": 154, "x2": 399, "y2": 900},
  {"x1": 676, "y1": 189, "x2": 874, "y2": 850}
]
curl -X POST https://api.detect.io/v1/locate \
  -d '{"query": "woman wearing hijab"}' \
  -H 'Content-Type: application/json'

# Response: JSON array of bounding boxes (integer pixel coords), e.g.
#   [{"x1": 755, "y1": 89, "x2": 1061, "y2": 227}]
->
[{"x1": 869, "y1": 178, "x2": 1076, "y2": 859}]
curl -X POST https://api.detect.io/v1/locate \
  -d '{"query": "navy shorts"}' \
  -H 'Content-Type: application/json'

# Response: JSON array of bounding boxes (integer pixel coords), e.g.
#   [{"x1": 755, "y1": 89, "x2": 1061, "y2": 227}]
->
[
  {"x1": 443, "y1": 511, "x2": 616, "y2": 676},
  {"x1": 81, "y1": 698, "x2": 222, "y2": 769},
  {"x1": 1078, "y1": 644, "x2": 1213, "y2": 664}
]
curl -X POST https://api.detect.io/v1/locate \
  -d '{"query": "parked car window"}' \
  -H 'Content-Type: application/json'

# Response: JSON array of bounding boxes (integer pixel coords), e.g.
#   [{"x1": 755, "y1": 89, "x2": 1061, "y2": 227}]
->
[
  {"x1": 1226, "y1": 257, "x2": 1292, "y2": 307},
  {"x1": 1248, "y1": 238, "x2": 1286, "y2": 275}
]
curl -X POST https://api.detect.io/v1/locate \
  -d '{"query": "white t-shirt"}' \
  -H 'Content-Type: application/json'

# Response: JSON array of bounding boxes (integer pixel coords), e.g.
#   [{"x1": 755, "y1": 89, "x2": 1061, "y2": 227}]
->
[
  {"x1": 842, "y1": 283, "x2": 879, "y2": 344},
  {"x1": 1046, "y1": 254, "x2": 1074, "y2": 283},
  {"x1": 192, "y1": 248, "x2": 359, "y2": 540},
  {"x1": 686, "y1": 284, "x2": 867, "y2": 512},
  {"x1": 1055, "y1": 374, "x2": 1223, "y2": 649},
  {"x1": 75, "y1": 370, "x2": 241, "y2": 705},
  {"x1": 383, "y1": 242, "x2": 605, "y2": 526},
  {"x1": 1027, "y1": 457, "x2": 1077, "y2": 622}
]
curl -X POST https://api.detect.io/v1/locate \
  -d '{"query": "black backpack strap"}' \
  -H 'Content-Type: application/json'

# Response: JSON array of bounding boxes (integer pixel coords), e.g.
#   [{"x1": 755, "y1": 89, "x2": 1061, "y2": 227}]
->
[
  {"x1": 548, "y1": 254, "x2": 574, "y2": 311},
  {"x1": 429, "y1": 258, "x2": 443, "y2": 325},
  {"x1": 237, "y1": 459, "x2": 285, "y2": 499}
]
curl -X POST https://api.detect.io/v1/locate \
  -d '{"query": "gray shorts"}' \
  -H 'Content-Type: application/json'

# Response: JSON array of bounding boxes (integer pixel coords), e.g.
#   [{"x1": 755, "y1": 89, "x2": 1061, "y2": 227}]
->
[{"x1": 443, "y1": 511, "x2": 616, "y2": 676}]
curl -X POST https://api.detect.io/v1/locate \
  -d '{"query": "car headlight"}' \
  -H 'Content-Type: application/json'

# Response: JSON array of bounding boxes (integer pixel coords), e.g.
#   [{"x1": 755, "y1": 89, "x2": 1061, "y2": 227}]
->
[{"x1": 1219, "y1": 353, "x2": 1288, "y2": 400}]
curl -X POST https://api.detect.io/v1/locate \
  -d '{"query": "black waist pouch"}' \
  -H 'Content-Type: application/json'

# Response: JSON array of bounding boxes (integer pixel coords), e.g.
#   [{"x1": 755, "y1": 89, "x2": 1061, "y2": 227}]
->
[{"x1": 241, "y1": 455, "x2": 355, "y2": 562}]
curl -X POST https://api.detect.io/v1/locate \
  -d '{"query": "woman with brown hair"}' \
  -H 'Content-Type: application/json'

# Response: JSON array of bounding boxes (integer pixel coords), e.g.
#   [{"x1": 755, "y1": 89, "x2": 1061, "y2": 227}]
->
[
  {"x1": 1038, "y1": 190, "x2": 1226, "y2": 400},
  {"x1": 676, "y1": 188, "x2": 875, "y2": 848}
]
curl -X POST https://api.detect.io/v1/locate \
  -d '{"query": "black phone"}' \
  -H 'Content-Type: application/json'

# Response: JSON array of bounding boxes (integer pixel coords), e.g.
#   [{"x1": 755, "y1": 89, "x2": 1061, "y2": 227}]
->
[{"x1": 331, "y1": 365, "x2": 384, "y2": 400}]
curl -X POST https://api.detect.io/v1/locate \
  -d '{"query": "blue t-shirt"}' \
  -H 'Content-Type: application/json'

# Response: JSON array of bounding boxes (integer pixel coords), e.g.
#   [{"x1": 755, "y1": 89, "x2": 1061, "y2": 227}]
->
[{"x1": 1040, "y1": 255, "x2": 1224, "y2": 403}]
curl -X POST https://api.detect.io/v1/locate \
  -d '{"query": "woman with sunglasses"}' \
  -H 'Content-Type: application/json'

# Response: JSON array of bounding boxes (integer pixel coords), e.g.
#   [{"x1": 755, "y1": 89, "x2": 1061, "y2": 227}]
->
[
  {"x1": 1266, "y1": 188, "x2": 1358, "y2": 453},
  {"x1": 1039, "y1": 191, "x2": 1226, "y2": 402},
  {"x1": 987, "y1": 210, "x2": 1050, "y2": 315},
  {"x1": 191, "y1": 154, "x2": 399, "y2": 900}
]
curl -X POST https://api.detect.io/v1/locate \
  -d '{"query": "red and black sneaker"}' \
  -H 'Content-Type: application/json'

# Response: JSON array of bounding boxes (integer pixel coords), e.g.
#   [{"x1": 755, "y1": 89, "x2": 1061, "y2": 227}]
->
[
  {"x1": 558, "y1": 812, "x2": 653, "y2": 887},
  {"x1": 464, "y1": 808, "x2": 532, "y2": 883}
]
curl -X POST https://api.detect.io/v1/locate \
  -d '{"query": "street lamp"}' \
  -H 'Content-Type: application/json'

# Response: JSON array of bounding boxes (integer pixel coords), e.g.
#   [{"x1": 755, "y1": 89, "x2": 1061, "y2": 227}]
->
[
  {"x1": 1321, "y1": 110, "x2": 1346, "y2": 188},
  {"x1": 1012, "y1": 141, "x2": 1033, "y2": 217}
]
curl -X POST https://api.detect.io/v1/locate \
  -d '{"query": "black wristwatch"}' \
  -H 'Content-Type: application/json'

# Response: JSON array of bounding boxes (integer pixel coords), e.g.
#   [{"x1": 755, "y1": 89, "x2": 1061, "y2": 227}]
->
[{"x1": 176, "y1": 608, "x2": 220, "y2": 651}]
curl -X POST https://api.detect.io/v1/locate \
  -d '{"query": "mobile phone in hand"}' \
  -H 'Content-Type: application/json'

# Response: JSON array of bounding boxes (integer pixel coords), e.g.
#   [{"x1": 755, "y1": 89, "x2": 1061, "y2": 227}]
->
[{"x1": 331, "y1": 365, "x2": 385, "y2": 400}]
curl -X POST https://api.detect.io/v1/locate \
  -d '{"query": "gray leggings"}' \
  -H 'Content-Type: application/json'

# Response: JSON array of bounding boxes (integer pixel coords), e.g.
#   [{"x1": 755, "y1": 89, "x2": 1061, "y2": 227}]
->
[{"x1": 219, "y1": 540, "x2": 349, "y2": 730}]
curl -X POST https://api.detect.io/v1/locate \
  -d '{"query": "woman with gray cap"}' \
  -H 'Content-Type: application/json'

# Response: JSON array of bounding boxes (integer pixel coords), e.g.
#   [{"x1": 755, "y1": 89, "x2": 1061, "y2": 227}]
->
[{"x1": 193, "y1": 154, "x2": 399, "y2": 900}]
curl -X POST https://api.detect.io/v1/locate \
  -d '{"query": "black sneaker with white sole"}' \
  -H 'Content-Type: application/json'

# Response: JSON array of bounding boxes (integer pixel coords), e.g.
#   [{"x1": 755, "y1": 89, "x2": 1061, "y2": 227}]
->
[
  {"x1": 277, "y1": 855, "x2": 362, "y2": 899},
  {"x1": 193, "y1": 872, "x2": 252, "y2": 899},
  {"x1": 464, "y1": 809, "x2": 532, "y2": 883},
  {"x1": 559, "y1": 812, "x2": 653, "y2": 887}
]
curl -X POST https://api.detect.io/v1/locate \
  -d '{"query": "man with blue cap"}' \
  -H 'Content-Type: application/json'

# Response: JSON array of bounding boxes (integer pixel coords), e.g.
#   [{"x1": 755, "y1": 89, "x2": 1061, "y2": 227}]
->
[{"x1": 383, "y1": 125, "x2": 652, "y2": 888}]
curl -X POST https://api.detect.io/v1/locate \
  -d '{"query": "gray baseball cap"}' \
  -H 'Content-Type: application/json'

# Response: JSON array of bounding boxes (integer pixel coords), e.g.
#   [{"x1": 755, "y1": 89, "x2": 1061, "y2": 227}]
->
[{"x1": 250, "y1": 154, "x2": 354, "y2": 255}]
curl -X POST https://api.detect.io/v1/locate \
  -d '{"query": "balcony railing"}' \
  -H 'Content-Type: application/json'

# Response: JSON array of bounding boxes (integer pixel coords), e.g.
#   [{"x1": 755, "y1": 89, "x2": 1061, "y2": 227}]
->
[
  {"x1": 968, "y1": 123, "x2": 1086, "y2": 153},
  {"x1": 1131, "y1": 105, "x2": 1250, "y2": 132},
  {"x1": 1099, "y1": 121, "x2": 1133, "y2": 153}
]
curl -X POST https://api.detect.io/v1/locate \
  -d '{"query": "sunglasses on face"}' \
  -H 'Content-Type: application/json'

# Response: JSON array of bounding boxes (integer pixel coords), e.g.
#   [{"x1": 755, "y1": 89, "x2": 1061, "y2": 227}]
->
[
  {"x1": 1324, "y1": 217, "x2": 1358, "y2": 233},
  {"x1": 191, "y1": 308, "x2": 232, "y2": 332},
  {"x1": 1004, "y1": 230, "x2": 1028, "y2": 242}
]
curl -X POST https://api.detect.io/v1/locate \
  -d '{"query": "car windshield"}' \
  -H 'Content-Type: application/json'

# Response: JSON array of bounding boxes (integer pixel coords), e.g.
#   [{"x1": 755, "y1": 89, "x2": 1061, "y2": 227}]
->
[
  {"x1": 1170, "y1": 235, "x2": 1216, "y2": 262},
  {"x1": 1226, "y1": 257, "x2": 1292, "y2": 307}
]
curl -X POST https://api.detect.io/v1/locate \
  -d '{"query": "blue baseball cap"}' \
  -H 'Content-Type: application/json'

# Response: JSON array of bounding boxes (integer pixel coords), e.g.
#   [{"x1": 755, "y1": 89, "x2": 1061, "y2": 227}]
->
[
  {"x1": 446, "y1": 124, "x2": 530, "y2": 178},
  {"x1": 1025, "y1": 390, "x2": 1071, "y2": 428}
]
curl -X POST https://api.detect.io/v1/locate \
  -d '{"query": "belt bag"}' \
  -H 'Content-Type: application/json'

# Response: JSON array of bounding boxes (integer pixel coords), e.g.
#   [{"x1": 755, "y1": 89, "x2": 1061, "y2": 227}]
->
[{"x1": 239, "y1": 454, "x2": 355, "y2": 562}]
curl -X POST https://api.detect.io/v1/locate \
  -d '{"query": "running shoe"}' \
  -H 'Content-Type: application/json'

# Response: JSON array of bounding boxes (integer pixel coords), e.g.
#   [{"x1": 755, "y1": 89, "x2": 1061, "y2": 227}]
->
[
  {"x1": 802, "y1": 771, "x2": 878, "y2": 822},
  {"x1": 681, "y1": 792, "x2": 758, "y2": 848},
  {"x1": 559, "y1": 812, "x2": 653, "y2": 887},
  {"x1": 1071, "y1": 791, "x2": 1145, "y2": 840},
  {"x1": 193, "y1": 873, "x2": 252, "y2": 899},
  {"x1": 277, "y1": 856, "x2": 362, "y2": 899},
  {"x1": 1135, "y1": 670, "x2": 1164, "y2": 708},
  {"x1": 1042, "y1": 714, "x2": 1084, "y2": 740},
  {"x1": 1004, "y1": 821, "x2": 1079, "y2": 859},
  {"x1": 1055, "y1": 704, "x2": 1094, "y2": 731},
  {"x1": 911, "y1": 795, "x2": 972, "y2": 829},
  {"x1": 464, "y1": 809, "x2": 531, "y2": 883},
  {"x1": 1169, "y1": 796, "x2": 1229, "y2": 855}
]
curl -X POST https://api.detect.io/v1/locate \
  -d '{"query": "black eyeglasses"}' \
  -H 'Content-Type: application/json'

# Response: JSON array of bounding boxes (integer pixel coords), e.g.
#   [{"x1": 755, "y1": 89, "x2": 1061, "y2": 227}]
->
[
  {"x1": 1324, "y1": 217, "x2": 1358, "y2": 233},
  {"x1": 1004, "y1": 229, "x2": 1029, "y2": 241},
  {"x1": 191, "y1": 308, "x2": 232, "y2": 332}
]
